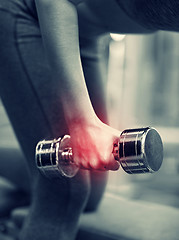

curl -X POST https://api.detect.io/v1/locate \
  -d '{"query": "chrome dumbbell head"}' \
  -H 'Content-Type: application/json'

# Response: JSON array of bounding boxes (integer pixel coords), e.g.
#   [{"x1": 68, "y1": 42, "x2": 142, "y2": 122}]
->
[
  {"x1": 36, "y1": 127, "x2": 163, "y2": 178},
  {"x1": 36, "y1": 135, "x2": 79, "y2": 178},
  {"x1": 117, "y1": 127, "x2": 163, "y2": 174}
]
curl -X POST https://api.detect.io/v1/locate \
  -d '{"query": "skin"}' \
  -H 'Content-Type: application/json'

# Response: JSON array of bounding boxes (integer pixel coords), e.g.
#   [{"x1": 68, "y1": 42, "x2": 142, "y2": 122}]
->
[
  {"x1": 34, "y1": 0, "x2": 153, "y2": 173},
  {"x1": 1, "y1": 0, "x2": 178, "y2": 239},
  {"x1": 18, "y1": 1, "x2": 151, "y2": 239}
]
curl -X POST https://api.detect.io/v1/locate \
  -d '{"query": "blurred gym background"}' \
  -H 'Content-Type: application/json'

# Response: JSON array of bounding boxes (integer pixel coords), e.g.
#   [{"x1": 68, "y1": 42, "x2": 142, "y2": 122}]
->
[{"x1": 107, "y1": 31, "x2": 179, "y2": 208}]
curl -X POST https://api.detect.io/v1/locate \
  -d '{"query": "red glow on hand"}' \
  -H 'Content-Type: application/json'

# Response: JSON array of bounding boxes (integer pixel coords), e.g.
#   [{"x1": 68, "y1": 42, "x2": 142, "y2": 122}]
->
[{"x1": 69, "y1": 119, "x2": 120, "y2": 171}]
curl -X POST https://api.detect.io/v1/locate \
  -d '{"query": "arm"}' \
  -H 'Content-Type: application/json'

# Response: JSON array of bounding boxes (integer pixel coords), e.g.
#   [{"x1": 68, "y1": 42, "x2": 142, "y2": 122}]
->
[
  {"x1": 35, "y1": 0, "x2": 94, "y2": 123},
  {"x1": 35, "y1": 0, "x2": 119, "y2": 171}
]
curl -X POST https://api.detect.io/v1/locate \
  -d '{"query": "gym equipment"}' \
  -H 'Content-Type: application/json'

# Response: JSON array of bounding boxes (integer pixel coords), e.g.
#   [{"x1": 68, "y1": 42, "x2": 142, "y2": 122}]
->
[{"x1": 35, "y1": 127, "x2": 163, "y2": 178}]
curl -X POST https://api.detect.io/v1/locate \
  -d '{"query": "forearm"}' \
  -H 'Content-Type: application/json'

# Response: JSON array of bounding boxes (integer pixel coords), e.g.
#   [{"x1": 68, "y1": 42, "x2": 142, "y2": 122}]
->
[
  {"x1": 34, "y1": 0, "x2": 120, "y2": 172},
  {"x1": 35, "y1": 0, "x2": 95, "y2": 126}
]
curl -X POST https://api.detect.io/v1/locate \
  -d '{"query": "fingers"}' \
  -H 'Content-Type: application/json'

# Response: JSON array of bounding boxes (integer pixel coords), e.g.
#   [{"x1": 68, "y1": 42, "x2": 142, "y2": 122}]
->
[
  {"x1": 104, "y1": 155, "x2": 120, "y2": 171},
  {"x1": 70, "y1": 122, "x2": 121, "y2": 172},
  {"x1": 99, "y1": 152, "x2": 120, "y2": 171},
  {"x1": 74, "y1": 152, "x2": 120, "y2": 171},
  {"x1": 98, "y1": 140, "x2": 120, "y2": 171}
]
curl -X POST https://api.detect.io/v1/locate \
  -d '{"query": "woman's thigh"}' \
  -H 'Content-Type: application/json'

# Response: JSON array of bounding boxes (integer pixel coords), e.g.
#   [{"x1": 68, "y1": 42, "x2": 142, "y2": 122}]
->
[
  {"x1": 0, "y1": 6, "x2": 68, "y2": 173},
  {"x1": 0, "y1": 2, "x2": 108, "y2": 211}
]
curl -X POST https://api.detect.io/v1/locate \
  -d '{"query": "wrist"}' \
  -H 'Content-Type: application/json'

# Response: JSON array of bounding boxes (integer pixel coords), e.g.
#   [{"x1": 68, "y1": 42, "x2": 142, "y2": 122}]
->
[
  {"x1": 67, "y1": 111, "x2": 99, "y2": 131},
  {"x1": 62, "y1": 97, "x2": 99, "y2": 127}
]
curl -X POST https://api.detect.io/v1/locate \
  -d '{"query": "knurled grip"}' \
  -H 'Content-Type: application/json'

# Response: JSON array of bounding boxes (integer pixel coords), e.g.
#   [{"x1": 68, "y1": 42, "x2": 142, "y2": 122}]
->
[{"x1": 35, "y1": 127, "x2": 163, "y2": 178}]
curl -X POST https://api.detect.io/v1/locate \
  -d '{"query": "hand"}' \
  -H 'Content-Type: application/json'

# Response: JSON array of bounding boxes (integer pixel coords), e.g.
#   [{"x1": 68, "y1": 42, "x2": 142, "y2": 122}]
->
[{"x1": 68, "y1": 116, "x2": 120, "y2": 171}]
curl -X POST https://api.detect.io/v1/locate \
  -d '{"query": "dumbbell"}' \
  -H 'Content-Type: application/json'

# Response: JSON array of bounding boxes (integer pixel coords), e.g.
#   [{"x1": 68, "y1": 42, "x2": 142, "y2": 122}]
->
[{"x1": 35, "y1": 127, "x2": 163, "y2": 178}]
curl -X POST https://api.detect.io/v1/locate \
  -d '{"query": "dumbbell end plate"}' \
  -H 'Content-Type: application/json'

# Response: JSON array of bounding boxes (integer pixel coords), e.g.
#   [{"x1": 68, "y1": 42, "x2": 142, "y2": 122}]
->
[
  {"x1": 119, "y1": 127, "x2": 163, "y2": 174},
  {"x1": 143, "y1": 128, "x2": 163, "y2": 172}
]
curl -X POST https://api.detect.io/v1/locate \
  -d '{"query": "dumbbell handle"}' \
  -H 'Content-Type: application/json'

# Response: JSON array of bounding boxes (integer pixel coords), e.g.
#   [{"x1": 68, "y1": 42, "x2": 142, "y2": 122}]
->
[{"x1": 36, "y1": 127, "x2": 163, "y2": 178}]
